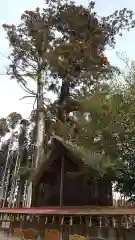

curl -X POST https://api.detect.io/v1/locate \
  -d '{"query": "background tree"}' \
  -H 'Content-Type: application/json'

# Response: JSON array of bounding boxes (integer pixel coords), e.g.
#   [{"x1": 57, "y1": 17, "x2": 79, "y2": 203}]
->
[
  {"x1": 3, "y1": 6, "x2": 53, "y2": 168},
  {"x1": 0, "y1": 112, "x2": 23, "y2": 206},
  {"x1": 0, "y1": 118, "x2": 9, "y2": 140},
  {"x1": 7, "y1": 112, "x2": 22, "y2": 129},
  {"x1": 113, "y1": 57, "x2": 135, "y2": 200}
]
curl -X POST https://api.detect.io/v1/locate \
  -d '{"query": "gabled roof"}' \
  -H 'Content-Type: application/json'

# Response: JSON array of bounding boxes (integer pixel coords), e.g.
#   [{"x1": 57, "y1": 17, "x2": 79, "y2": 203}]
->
[
  {"x1": 28, "y1": 135, "x2": 117, "y2": 184},
  {"x1": 28, "y1": 135, "x2": 85, "y2": 184}
]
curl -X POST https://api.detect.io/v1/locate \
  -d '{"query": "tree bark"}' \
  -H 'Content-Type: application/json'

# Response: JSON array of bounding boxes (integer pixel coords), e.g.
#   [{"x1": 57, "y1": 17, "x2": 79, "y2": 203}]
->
[
  {"x1": 35, "y1": 71, "x2": 45, "y2": 168},
  {"x1": 25, "y1": 68, "x2": 45, "y2": 207}
]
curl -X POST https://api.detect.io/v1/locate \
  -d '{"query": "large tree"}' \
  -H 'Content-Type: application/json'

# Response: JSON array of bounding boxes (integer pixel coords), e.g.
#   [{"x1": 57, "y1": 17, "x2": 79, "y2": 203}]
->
[
  {"x1": 3, "y1": 0, "x2": 135, "y2": 206},
  {"x1": 3, "y1": 0, "x2": 135, "y2": 136}
]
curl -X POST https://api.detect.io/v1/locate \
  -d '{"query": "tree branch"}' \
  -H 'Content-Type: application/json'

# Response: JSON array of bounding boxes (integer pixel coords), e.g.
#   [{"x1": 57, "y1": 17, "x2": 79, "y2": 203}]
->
[
  {"x1": 0, "y1": 52, "x2": 37, "y2": 95},
  {"x1": 19, "y1": 95, "x2": 36, "y2": 100},
  {"x1": 17, "y1": 81, "x2": 36, "y2": 95}
]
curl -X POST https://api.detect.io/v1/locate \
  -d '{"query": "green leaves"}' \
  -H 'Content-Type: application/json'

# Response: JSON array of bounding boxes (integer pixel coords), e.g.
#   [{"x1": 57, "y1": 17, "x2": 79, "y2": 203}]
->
[{"x1": 60, "y1": 85, "x2": 135, "y2": 181}]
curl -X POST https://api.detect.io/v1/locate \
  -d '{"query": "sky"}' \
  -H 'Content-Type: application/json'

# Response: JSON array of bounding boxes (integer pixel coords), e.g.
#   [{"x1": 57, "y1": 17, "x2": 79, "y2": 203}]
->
[{"x1": 0, "y1": 0, "x2": 135, "y2": 119}]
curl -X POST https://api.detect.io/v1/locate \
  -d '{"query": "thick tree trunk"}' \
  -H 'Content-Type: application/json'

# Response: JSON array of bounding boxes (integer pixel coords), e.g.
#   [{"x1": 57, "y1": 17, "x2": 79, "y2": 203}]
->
[
  {"x1": 25, "y1": 70, "x2": 45, "y2": 207},
  {"x1": 57, "y1": 78, "x2": 70, "y2": 122},
  {"x1": 35, "y1": 74, "x2": 44, "y2": 168}
]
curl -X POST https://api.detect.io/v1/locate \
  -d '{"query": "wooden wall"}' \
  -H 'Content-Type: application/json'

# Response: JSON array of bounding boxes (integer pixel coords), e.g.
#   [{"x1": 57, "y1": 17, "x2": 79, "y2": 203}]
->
[{"x1": 32, "y1": 155, "x2": 113, "y2": 207}]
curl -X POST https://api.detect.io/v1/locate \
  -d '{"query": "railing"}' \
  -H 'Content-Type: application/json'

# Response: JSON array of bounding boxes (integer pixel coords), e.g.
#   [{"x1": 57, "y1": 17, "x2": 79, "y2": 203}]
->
[{"x1": 0, "y1": 207, "x2": 134, "y2": 239}]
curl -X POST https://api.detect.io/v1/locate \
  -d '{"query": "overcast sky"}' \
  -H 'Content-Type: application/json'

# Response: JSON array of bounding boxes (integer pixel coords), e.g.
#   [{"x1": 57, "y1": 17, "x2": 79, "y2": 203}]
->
[{"x1": 0, "y1": 0, "x2": 135, "y2": 119}]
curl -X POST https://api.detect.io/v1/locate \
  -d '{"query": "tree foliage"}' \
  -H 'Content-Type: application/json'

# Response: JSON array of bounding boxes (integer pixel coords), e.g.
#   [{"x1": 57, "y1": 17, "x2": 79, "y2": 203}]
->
[
  {"x1": 73, "y1": 82, "x2": 135, "y2": 198},
  {"x1": 0, "y1": 112, "x2": 22, "y2": 139},
  {"x1": 3, "y1": 1, "x2": 135, "y2": 100},
  {"x1": 3, "y1": 0, "x2": 135, "y2": 141},
  {"x1": 7, "y1": 112, "x2": 22, "y2": 129},
  {"x1": 114, "y1": 85, "x2": 135, "y2": 199}
]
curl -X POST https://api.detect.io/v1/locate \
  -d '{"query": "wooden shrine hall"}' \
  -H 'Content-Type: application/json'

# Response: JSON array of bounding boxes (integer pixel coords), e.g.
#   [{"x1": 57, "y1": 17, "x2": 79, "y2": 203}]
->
[
  {"x1": 28, "y1": 135, "x2": 113, "y2": 208},
  {"x1": 0, "y1": 136, "x2": 135, "y2": 239}
]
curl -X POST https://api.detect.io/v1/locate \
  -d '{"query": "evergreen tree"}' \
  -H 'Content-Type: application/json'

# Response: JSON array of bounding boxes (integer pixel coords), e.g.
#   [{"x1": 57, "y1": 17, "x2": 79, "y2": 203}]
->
[
  {"x1": 3, "y1": 0, "x2": 135, "y2": 134},
  {"x1": 3, "y1": 0, "x2": 135, "y2": 205}
]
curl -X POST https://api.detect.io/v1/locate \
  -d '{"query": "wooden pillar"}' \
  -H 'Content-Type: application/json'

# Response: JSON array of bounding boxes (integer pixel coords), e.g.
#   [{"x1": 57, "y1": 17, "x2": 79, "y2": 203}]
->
[
  {"x1": 62, "y1": 226, "x2": 69, "y2": 240},
  {"x1": 59, "y1": 156, "x2": 64, "y2": 240},
  {"x1": 60, "y1": 156, "x2": 64, "y2": 207},
  {"x1": 117, "y1": 217, "x2": 124, "y2": 240},
  {"x1": 85, "y1": 216, "x2": 89, "y2": 238}
]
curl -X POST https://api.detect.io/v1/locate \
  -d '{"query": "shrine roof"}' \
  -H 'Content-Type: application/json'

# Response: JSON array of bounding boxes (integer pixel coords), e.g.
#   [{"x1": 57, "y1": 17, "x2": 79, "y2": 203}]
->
[
  {"x1": 28, "y1": 135, "x2": 91, "y2": 183},
  {"x1": 28, "y1": 135, "x2": 116, "y2": 183}
]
